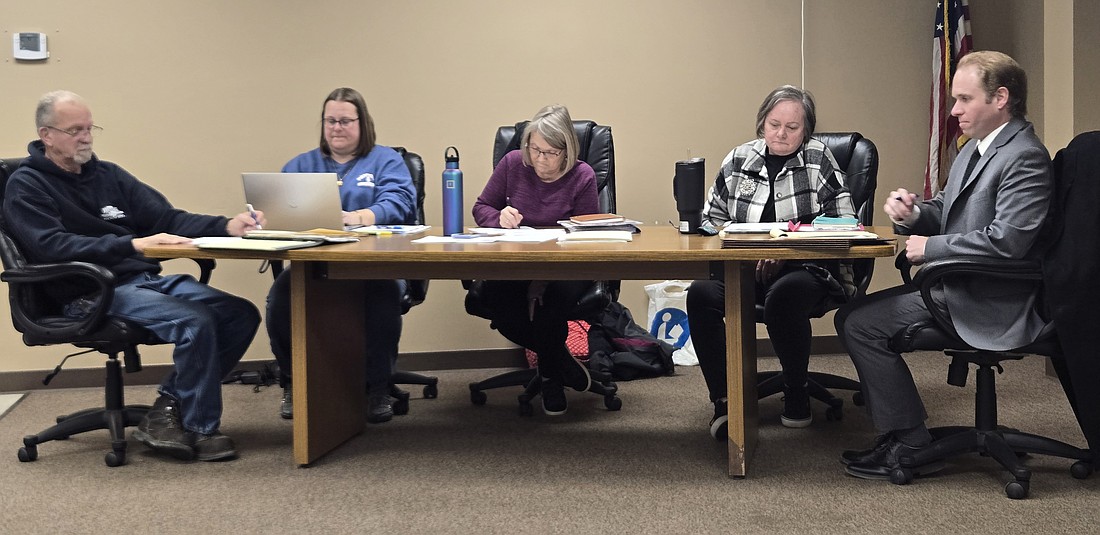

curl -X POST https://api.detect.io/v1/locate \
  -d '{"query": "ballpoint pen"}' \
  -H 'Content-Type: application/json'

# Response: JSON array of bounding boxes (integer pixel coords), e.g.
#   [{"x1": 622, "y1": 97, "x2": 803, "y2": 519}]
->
[{"x1": 246, "y1": 203, "x2": 262, "y2": 229}]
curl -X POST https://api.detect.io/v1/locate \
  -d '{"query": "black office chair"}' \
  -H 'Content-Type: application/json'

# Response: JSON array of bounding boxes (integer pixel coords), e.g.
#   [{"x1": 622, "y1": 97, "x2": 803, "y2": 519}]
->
[
  {"x1": 268, "y1": 147, "x2": 438, "y2": 414},
  {"x1": 884, "y1": 252, "x2": 1091, "y2": 498},
  {"x1": 755, "y1": 132, "x2": 878, "y2": 420},
  {"x1": 881, "y1": 133, "x2": 1100, "y2": 499},
  {"x1": 0, "y1": 157, "x2": 216, "y2": 467},
  {"x1": 466, "y1": 120, "x2": 622, "y2": 415}
]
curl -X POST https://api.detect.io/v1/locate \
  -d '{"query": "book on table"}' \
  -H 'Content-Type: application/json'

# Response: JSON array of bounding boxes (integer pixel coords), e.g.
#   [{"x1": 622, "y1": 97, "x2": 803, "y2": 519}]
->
[
  {"x1": 719, "y1": 228, "x2": 891, "y2": 250},
  {"x1": 569, "y1": 213, "x2": 625, "y2": 224},
  {"x1": 559, "y1": 214, "x2": 641, "y2": 233}
]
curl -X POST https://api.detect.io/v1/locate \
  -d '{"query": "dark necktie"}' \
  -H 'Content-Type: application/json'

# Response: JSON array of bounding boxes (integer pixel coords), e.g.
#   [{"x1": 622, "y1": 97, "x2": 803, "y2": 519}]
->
[{"x1": 961, "y1": 149, "x2": 982, "y2": 182}]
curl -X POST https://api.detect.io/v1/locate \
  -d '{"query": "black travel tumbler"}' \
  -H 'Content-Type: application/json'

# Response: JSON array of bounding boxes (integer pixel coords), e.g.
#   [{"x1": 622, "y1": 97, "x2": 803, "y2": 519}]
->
[{"x1": 673, "y1": 157, "x2": 705, "y2": 234}]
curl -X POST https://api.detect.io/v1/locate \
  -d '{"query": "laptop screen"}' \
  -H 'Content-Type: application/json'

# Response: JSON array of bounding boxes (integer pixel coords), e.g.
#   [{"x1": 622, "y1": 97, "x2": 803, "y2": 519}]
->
[{"x1": 241, "y1": 172, "x2": 348, "y2": 231}]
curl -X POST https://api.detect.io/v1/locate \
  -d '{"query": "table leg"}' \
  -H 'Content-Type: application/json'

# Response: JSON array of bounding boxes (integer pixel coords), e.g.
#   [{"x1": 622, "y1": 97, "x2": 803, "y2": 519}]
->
[
  {"x1": 725, "y1": 260, "x2": 758, "y2": 477},
  {"x1": 292, "y1": 262, "x2": 367, "y2": 466}
]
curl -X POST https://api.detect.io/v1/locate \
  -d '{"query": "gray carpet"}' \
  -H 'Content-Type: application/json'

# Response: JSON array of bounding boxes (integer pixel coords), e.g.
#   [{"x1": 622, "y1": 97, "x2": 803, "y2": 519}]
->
[{"x1": 1, "y1": 354, "x2": 1095, "y2": 533}]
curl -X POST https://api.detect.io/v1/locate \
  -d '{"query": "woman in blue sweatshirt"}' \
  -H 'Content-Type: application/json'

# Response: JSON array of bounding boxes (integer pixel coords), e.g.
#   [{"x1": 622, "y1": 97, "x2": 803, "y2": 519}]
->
[{"x1": 266, "y1": 88, "x2": 416, "y2": 423}]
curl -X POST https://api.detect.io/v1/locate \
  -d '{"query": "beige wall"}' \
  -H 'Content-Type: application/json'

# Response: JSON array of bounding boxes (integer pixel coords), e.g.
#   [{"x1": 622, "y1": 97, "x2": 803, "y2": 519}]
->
[{"x1": 0, "y1": 1, "x2": 1057, "y2": 374}]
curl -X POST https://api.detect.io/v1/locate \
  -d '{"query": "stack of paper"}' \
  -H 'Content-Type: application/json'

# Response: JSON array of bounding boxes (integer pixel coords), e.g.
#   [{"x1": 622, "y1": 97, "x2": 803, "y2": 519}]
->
[
  {"x1": 720, "y1": 229, "x2": 888, "y2": 250},
  {"x1": 352, "y1": 225, "x2": 431, "y2": 235},
  {"x1": 558, "y1": 215, "x2": 641, "y2": 234},
  {"x1": 246, "y1": 229, "x2": 358, "y2": 243},
  {"x1": 193, "y1": 237, "x2": 325, "y2": 251},
  {"x1": 557, "y1": 230, "x2": 633, "y2": 243}
]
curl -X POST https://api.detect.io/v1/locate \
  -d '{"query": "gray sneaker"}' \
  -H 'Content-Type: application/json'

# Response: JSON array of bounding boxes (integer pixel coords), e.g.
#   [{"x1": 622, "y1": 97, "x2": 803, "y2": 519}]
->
[
  {"x1": 191, "y1": 432, "x2": 238, "y2": 462},
  {"x1": 280, "y1": 385, "x2": 293, "y2": 420},
  {"x1": 132, "y1": 395, "x2": 194, "y2": 460},
  {"x1": 367, "y1": 393, "x2": 394, "y2": 424}
]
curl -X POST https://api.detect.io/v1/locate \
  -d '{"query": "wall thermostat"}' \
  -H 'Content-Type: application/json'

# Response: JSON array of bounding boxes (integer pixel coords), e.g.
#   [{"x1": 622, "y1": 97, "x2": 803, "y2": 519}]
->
[{"x1": 13, "y1": 32, "x2": 49, "y2": 61}]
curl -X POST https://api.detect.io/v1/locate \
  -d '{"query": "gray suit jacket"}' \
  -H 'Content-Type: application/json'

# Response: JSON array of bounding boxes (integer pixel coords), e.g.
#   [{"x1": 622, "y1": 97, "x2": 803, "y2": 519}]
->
[{"x1": 900, "y1": 118, "x2": 1052, "y2": 350}]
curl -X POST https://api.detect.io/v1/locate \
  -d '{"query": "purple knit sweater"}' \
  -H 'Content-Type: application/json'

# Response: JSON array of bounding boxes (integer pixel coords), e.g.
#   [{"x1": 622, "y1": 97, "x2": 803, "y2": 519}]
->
[{"x1": 472, "y1": 150, "x2": 599, "y2": 227}]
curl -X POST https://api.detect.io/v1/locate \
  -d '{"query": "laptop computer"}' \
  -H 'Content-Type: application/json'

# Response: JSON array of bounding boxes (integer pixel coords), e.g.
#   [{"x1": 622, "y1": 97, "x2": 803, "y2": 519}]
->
[{"x1": 241, "y1": 172, "x2": 351, "y2": 232}]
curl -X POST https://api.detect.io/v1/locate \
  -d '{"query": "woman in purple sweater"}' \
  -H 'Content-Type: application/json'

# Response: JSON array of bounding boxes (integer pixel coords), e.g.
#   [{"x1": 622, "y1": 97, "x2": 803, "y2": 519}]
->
[{"x1": 471, "y1": 104, "x2": 599, "y2": 416}]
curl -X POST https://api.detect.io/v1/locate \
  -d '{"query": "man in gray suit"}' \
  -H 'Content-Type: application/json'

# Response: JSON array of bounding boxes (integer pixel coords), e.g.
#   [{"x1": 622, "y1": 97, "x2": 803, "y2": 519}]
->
[{"x1": 836, "y1": 50, "x2": 1052, "y2": 480}]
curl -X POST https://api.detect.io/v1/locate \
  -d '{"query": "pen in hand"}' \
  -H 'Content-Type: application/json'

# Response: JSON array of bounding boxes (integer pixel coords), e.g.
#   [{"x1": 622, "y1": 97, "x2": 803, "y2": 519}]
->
[{"x1": 246, "y1": 203, "x2": 262, "y2": 230}]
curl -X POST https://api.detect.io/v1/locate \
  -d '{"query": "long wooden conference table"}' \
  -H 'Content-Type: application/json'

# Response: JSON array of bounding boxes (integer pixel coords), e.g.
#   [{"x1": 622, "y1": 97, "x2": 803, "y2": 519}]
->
[{"x1": 148, "y1": 226, "x2": 895, "y2": 476}]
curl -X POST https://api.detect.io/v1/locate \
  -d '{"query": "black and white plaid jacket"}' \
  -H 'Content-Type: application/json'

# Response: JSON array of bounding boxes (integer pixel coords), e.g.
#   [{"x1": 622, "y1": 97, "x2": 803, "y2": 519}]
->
[{"x1": 702, "y1": 137, "x2": 857, "y2": 298}]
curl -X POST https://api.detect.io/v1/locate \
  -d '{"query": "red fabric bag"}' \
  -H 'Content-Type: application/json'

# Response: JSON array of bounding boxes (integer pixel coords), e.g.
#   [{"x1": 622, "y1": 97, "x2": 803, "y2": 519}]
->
[{"x1": 525, "y1": 320, "x2": 590, "y2": 368}]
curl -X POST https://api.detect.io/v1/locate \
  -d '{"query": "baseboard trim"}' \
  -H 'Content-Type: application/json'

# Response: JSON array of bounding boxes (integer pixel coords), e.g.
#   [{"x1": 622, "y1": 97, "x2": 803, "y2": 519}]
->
[
  {"x1": 0, "y1": 337, "x2": 846, "y2": 392},
  {"x1": 0, "y1": 348, "x2": 528, "y2": 392}
]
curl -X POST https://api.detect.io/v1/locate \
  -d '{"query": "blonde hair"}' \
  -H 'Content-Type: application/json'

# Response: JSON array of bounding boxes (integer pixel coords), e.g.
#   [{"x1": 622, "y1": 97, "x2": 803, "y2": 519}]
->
[{"x1": 520, "y1": 104, "x2": 579, "y2": 174}]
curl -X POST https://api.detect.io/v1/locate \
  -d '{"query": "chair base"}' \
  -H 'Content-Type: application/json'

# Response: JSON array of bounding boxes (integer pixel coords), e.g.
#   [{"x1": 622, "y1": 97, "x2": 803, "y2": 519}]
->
[
  {"x1": 757, "y1": 371, "x2": 863, "y2": 421},
  {"x1": 891, "y1": 357, "x2": 1094, "y2": 499},
  {"x1": 895, "y1": 425, "x2": 1093, "y2": 499},
  {"x1": 468, "y1": 366, "x2": 622, "y2": 416},
  {"x1": 17, "y1": 358, "x2": 150, "y2": 468},
  {"x1": 392, "y1": 369, "x2": 439, "y2": 398}
]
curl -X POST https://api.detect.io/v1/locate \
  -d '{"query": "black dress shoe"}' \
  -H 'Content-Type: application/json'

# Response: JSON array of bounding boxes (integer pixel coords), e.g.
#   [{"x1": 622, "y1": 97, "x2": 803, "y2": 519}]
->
[
  {"x1": 845, "y1": 435, "x2": 944, "y2": 480},
  {"x1": 840, "y1": 433, "x2": 892, "y2": 465}
]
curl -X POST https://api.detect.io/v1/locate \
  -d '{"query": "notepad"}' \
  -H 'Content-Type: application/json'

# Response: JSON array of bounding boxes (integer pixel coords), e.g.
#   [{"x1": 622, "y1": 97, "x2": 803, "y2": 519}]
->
[
  {"x1": 557, "y1": 230, "x2": 633, "y2": 243},
  {"x1": 193, "y1": 237, "x2": 324, "y2": 251},
  {"x1": 245, "y1": 229, "x2": 358, "y2": 242}
]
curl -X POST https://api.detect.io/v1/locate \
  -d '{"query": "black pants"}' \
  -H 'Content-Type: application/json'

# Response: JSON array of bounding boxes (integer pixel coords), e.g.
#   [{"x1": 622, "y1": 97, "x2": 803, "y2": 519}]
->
[
  {"x1": 687, "y1": 267, "x2": 830, "y2": 402},
  {"x1": 478, "y1": 279, "x2": 591, "y2": 380},
  {"x1": 265, "y1": 266, "x2": 402, "y2": 393}
]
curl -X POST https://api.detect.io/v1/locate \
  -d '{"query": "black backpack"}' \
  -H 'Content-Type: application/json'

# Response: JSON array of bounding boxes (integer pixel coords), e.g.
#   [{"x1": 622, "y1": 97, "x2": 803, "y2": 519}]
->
[{"x1": 587, "y1": 301, "x2": 675, "y2": 380}]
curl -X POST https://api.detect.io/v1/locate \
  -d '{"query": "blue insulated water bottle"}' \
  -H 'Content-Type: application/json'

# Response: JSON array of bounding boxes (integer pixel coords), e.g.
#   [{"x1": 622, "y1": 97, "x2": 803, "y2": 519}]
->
[{"x1": 442, "y1": 146, "x2": 463, "y2": 236}]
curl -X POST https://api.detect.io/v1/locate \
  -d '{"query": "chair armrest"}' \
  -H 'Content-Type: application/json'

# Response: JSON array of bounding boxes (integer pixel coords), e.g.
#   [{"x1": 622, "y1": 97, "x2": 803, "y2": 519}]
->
[
  {"x1": 193, "y1": 258, "x2": 216, "y2": 284},
  {"x1": 1, "y1": 260, "x2": 117, "y2": 337},
  {"x1": 896, "y1": 250, "x2": 1041, "y2": 333}
]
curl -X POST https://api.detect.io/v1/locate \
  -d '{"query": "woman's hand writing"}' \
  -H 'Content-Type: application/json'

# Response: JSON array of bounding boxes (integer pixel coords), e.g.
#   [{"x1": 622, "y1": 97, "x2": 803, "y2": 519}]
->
[{"x1": 500, "y1": 206, "x2": 523, "y2": 229}]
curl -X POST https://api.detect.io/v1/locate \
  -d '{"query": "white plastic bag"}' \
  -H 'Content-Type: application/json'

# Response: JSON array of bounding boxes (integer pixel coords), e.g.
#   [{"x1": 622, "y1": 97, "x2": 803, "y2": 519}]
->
[
  {"x1": 644, "y1": 280, "x2": 697, "y2": 365},
  {"x1": 672, "y1": 336, "x2": 698, "y2": 366}
]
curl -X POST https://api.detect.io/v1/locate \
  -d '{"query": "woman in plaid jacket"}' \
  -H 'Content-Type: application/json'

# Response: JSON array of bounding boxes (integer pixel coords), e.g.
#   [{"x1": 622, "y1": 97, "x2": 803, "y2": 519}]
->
[{"x1": 689, "y1": 85, "x2": 856, "y2": 438}]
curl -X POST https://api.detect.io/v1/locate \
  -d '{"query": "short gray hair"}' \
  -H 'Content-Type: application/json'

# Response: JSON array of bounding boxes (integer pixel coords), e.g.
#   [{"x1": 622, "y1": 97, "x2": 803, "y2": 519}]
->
[
  {"x1": 521, "y1": 104, "x2": 579, "y2": 174},
  {"x1": 36, "y1": 90, "x2": 86, "y2": 129},
  {"x1": 754, "y1": 85, "x2": 817, "y2": 143}
]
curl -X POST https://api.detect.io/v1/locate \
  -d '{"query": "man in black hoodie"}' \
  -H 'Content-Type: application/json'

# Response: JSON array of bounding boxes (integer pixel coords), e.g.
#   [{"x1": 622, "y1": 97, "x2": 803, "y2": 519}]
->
[{"x1": 3, "y1": 90, "x2": 265, "y2": 462}]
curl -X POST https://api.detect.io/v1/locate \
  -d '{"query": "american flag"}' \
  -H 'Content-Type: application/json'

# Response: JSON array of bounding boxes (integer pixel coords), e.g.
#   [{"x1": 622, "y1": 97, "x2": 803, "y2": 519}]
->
[{"x1": 925, "y1": 0, "x2": 973, "y2": 197}]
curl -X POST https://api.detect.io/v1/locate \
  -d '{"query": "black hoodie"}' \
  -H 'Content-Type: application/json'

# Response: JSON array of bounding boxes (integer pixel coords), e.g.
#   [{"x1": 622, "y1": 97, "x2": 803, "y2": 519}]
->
[{"x1": 3, "y1": 140, "x2": 230, "y2": 291}]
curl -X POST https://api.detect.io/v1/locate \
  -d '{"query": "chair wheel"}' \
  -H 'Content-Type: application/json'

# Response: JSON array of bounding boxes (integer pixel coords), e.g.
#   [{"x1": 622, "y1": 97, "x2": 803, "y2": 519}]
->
[
  {"x1": 852, "y1": 391, "x2": 865, "y2": 406},
  {"x1": 825, "y1": 406, "x2": 843, "y2": 421},
  {"x1": 469, "y1": 389, "x2": 487, "y2": 405},
  {"x1": 18, "y1": 445, "x2": 37, "y2": 462},
  {"x1": 889, "y1": 467, "x2": 913, "y2": 485},
  {"x1": 1071, "y1": 460, "x2": 1093, "y2": 479},
  {"x1": 423, "y1": 383, "x2": 438, "y2": 399},
  {"x1": 1005, "y1": 480, "x2": 1029, "y2": 499},
  {"x1": 518, "y1": 401, "x2": 533, "y2": 417},
  {"x1": 105, "y1": 451, "x2": 125, "y2": 467},
  {"x1": 605, "y1": 395, "x2": 622, "y2": 411}
]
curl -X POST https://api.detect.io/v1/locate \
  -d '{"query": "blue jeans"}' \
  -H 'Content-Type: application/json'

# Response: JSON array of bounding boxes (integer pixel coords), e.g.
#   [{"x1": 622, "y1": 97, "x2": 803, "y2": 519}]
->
[
  {"x1": 108, "y1": 272, "x2": 260, "y2": 434},
  {"x1": 265, "y1": 267, "x2": 402, "y2": 393}
]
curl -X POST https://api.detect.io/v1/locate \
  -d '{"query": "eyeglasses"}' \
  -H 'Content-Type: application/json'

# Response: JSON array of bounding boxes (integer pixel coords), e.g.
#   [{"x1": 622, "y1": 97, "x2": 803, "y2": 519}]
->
[
  {"x1": 45, "y1": 125, "x2": 103, "y2": 138},
  {"x1": 526, "y1": 143, "x2": 562, "y2": 159},
  {"x1": 322, "y1": 117, "x2": 359, "y2": 128}
]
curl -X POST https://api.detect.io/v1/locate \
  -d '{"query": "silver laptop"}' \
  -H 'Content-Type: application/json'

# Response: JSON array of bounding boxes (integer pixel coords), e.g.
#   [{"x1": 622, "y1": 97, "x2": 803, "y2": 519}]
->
[{"x1": 241, "y1": 172, "x2": 349, "y2": 231}]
